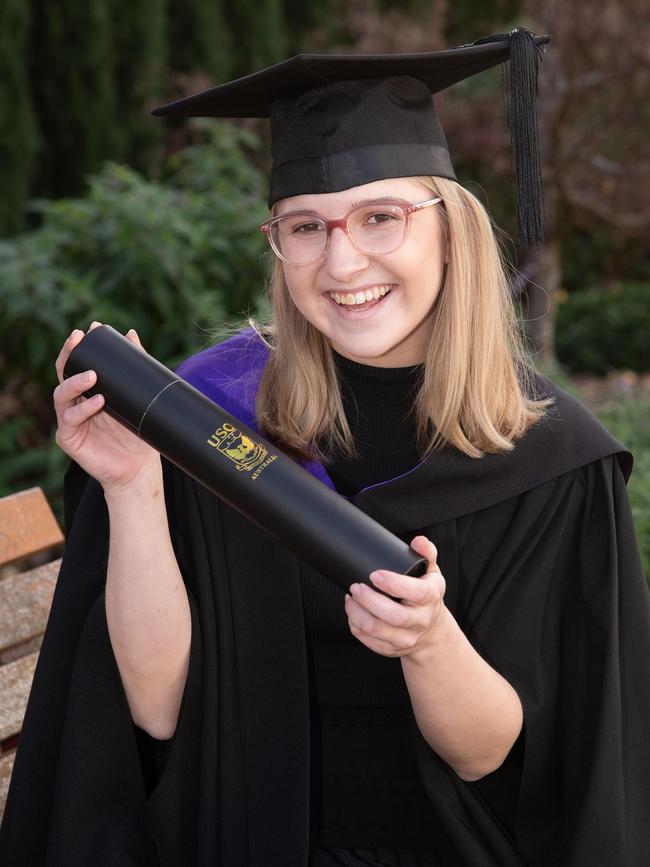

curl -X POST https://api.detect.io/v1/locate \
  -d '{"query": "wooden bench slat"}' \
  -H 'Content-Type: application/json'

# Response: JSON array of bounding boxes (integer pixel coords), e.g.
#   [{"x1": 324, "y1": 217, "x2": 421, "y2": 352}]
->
[
  {"x1": 0, "y1": 485, "x2": 63, "y2": 819},
  {"x1": 0, "y1": 750, "x2": 16, "y2": 822},
  {"x1": 0, "y1": 488, "x2": 64, "y2": 567},
  {"x1": 0, "y1": 559, "x2": 60, "y2": 653},
  {"x1": 0, "y1": 652, "x2": 38, "y2": 742}
]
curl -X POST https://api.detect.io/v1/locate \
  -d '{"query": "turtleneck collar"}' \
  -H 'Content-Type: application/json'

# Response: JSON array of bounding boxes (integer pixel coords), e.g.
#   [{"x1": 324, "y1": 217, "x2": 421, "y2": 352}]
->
[{"x1": 331, "y1": 348, "x2": 424, "y2": 387}]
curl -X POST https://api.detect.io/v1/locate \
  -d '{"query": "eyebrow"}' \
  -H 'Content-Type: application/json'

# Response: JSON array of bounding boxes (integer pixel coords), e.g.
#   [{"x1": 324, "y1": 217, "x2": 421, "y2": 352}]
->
[
  {"x1": 350, "y1": 197, "x2": 405, "y2": 208},
  {"x1": 277, "y1": 196, "x2": 407, "y2": 217}
]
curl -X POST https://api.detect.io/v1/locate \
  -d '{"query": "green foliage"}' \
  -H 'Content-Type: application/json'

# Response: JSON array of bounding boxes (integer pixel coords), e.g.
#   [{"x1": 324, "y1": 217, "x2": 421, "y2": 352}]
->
[
  {"x1": 283, "y1": 0, "x2": 336, "y2": 45},
  {"x1": 2, "y1": 0, "x2": 336, "y2": 235},
  {"x1": 111, "y1": 0, "x2": 167, "y2": 171},
  {"x1": 224, "y1": 0, "x2": 288, "y2": 76},
  {"x1": 0, "y1": 418, "x2": 69, "y2": 507},
  {"x1": 29, "y1": 0, "x2": 121, "y2": 199},
  {"x1": 0, "y1": 123, "x2": 269, "y2": 498},
  {"x1": 162, "y1": 121, "x2": 270, "y2": 318},
  {"x1": 166, "y1": 0, "x2": 231, "y2": 82},
  {"x1": 163, "y1": 120, "x2": 265, "y2": 197},
  {"x1": 0, "y1": 0, "x2": 38, "y2": 235},
  {"x1": 562, "y1": 229, "x2": 650, "y2": 293},
  {"x1": 555, "y1": 282, "x2": 650, "y2": 375}
]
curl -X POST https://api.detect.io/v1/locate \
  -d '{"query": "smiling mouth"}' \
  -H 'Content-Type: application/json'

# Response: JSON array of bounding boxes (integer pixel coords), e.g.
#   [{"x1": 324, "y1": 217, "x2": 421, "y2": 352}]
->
[{"x1": 328, "y1": 284, "x2": 394, "y2": 306}]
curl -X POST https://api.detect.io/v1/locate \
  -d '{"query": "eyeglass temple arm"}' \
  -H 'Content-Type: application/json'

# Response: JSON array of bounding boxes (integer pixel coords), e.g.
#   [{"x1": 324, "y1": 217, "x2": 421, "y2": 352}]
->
[{"x1": 411, "y1": 196, "x2": 443, "y2": 212}]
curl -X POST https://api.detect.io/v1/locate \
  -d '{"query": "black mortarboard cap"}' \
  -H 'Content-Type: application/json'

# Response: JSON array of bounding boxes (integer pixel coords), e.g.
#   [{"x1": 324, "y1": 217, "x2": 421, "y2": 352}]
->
[{"x1": 153, "y1": 29, "x2": 550, "y2": 246}]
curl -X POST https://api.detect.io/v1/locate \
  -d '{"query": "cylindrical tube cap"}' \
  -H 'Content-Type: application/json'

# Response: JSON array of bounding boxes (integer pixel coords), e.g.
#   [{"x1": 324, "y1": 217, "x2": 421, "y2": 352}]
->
[{"x1": 63, "y1": 325, "x2": 178, "y2": 433}]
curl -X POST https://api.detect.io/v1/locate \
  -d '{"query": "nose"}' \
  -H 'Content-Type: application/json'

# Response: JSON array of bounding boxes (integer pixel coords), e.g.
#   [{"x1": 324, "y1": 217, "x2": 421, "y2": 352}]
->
[{"x1": 322, "y1": 226, "x2": 370, "y2": 282}]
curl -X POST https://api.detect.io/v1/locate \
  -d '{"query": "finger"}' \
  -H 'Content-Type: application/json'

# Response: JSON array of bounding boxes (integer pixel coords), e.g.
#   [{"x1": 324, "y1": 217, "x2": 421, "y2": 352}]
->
[
  {"x1": 345, "y1": 595, "x2": 419, "y2": 652},
  {"x1": 126, "y1": 328, "x2": 145, "y2": 350},
  {"x1": 409, "y1": 535, "x2": 440, "y2": 571},
  {"x1": 60, "y1": 393, "x2": 105, "y2": 429},
  {"x1": 53, "y1": 370, "x2": 97, "y2": 417},
  {"x1": 347, "y1": 618, "x2": 405, "y2": 657},
  {"x1": 54, "y1": 329, "x2": 85, "y2": 385},
  {"x1": 348, "y1": 581, "x2": 428, "y2": 630},
  {"x1": 369, "y1": 568, "x2": 443, "y2": 606},
  {"x1": 88, "y1": 320, "x2": 102, "y2": 331}
]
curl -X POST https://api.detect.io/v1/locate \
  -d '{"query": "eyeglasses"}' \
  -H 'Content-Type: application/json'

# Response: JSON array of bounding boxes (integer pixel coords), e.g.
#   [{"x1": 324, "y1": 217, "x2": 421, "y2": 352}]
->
[{"x1": 260, "y1": 196, "x2": 442, "y2": 265}]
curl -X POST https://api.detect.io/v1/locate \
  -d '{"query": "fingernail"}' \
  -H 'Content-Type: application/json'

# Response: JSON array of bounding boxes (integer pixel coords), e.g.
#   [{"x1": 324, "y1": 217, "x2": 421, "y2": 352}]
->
[
  {"x1": 350, "y1": 583, "x2": 360, "y2": 595},
  {"x1": 370, "y1": 571, "x2": 384, "y2": 584},
  {"x1": 82, "y1": 371, "x2": 94, "y2": 383}
]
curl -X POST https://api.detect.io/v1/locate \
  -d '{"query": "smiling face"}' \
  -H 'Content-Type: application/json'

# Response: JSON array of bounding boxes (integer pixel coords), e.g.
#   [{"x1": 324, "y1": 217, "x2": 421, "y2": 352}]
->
[{"x1": 275, "y1": 177, "x2": 447, "y2": 367}]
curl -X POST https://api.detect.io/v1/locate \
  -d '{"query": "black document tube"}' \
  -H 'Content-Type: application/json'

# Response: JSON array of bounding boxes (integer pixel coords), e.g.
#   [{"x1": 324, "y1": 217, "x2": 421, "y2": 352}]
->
[{"x1": 64, "y1": 325, "x2": 427, "y2": 591}]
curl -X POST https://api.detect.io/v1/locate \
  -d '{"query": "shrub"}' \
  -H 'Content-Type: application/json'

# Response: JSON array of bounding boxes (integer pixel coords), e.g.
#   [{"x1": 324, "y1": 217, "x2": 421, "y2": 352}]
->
[
  {"x1": 0, "y1": 123, "x2": 270, "y2": 499},
  {"x1": 555, "y1": 282, "x2": 650, "y2": 375},
  {"x1": 0, "y1": 0, "x2": 38, "y2": 235}
]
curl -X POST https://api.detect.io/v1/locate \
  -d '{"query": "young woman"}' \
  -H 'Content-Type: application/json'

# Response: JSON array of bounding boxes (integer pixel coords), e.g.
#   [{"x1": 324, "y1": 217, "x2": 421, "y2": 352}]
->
[{"x1": 2, "y1": 29, "x2": 649, "y2": 867}]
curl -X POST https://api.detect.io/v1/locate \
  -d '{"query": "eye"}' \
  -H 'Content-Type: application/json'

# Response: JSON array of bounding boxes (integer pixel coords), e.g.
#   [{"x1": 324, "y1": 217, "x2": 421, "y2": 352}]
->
[
  {"x1": 367, "y1": 212, "x2": 397, "y2": 225},
  {"x1": 352, "y1": 205, "x2": 404, "y2": 236},
  {"x1": 290, "y1": 220, "x2": 324, "y2": 235}
]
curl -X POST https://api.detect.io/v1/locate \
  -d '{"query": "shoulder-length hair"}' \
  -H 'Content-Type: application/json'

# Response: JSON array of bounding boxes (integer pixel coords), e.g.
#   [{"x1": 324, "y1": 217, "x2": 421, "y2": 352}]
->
[{"x1": 248, "y1": 176, "x2": 551, "y2": 463}]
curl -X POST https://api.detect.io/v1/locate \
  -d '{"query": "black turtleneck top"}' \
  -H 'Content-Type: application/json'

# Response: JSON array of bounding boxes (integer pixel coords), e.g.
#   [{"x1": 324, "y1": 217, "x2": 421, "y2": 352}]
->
[
  {"x1": 323, "y1": 349, "x2": 424, "y2": 497},
  {"x1": 300, "y1": 351, "x2": 459, "y2": 861}
]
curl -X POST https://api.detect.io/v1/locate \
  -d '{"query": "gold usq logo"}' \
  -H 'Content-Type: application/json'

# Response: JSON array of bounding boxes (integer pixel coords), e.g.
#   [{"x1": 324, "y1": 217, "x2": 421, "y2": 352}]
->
[{"x1": 207, "y1": 422, "x2": 271, "y2": 474}]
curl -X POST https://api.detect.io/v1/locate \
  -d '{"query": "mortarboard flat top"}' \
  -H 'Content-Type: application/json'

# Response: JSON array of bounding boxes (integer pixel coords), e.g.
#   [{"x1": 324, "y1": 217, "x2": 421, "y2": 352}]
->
[
  {"x1": 151, "y1": 35, "x2": 551, "y2": 119},
  {"x1": 152, "y1": 31, "x2": 551, "y2": 246}
]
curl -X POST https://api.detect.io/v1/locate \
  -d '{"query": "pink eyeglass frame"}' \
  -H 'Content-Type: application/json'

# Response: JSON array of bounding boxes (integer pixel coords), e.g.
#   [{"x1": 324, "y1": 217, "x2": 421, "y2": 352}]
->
[{"x1": 260, "y1": 196, "x2": 443, "y2": 263}]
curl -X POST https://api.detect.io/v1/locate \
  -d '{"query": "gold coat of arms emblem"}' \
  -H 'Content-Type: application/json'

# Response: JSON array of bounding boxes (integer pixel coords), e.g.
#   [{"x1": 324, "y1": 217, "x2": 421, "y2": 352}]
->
[{"x1": 207, "y1": 422, "x2": 268, "y2": 472}]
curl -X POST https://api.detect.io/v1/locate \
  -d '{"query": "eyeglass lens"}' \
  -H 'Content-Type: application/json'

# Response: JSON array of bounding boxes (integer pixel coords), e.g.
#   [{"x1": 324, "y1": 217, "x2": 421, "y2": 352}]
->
[{"x1": 271, "y1": 203, "x2": 407, "y2": 264}]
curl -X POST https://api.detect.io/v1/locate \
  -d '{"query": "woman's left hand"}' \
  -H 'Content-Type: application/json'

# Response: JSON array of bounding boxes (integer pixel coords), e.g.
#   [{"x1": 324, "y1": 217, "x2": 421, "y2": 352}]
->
[{"x1": 344, "y1": 535, "x2": 446, "y2": 658}]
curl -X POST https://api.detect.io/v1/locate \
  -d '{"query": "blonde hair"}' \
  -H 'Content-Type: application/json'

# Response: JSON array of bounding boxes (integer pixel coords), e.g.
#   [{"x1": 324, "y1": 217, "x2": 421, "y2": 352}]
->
[{"x1": 248, "y1": 176, "x2": 551, "y2": 463}]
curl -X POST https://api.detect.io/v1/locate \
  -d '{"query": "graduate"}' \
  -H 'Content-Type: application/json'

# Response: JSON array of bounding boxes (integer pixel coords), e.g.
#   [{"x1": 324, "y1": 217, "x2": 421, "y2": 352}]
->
[{"x1": 2, "y1": 27, "x2": 650, "y2": 867}]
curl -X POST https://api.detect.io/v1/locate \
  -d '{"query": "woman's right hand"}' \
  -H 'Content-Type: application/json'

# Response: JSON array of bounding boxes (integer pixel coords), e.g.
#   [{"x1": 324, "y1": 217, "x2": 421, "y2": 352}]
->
[{"x1": 54, "y1": 321, "x2": 161, "y2": 493}]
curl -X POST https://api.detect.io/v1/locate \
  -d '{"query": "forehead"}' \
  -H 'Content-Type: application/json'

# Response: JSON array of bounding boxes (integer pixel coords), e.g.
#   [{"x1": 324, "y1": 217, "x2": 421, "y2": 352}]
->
[{"x1": 274, "y1": 177, "x2": 431, "y2": 215}]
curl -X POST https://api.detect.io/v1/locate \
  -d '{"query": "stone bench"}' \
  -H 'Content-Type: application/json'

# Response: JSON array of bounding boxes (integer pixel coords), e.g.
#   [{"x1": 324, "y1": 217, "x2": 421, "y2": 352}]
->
[{"x1": 0, "y1": 487, "x2": 64, "y2": 820}]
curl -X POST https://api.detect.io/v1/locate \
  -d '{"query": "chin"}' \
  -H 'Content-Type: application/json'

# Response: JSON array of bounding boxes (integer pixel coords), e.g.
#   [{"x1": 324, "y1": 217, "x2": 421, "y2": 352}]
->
[{"x1": 334, "y1": 339, "x2": 398, "y2": 362}]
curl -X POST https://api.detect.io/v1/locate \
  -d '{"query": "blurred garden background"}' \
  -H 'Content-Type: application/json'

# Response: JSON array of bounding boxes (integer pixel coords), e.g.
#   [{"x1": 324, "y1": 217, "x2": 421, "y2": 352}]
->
[{"x1": 0, "y1": 0, "x2": 648, "y2": 576}]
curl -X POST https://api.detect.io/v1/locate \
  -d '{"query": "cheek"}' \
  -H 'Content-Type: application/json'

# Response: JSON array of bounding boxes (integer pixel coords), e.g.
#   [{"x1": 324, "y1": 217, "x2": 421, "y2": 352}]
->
[
  {"x1": 283, "y1": 266, "x2": 306, "y2": 304},
  {"x1": 411, "y1": 212, "x2": 445, "y2": 262},
  {"x1": 285, "y1": 281, "x2": 306, "y2": 308},
  {"x1": 283, "y1": 268, "x2": 321, "y2": 318}
]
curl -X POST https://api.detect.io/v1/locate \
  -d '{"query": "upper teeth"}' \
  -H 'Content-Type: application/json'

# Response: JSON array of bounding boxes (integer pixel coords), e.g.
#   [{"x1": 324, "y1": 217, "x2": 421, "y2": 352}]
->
[{"x1": 329, "y1": 285, "x2": 393, "y2": 305}]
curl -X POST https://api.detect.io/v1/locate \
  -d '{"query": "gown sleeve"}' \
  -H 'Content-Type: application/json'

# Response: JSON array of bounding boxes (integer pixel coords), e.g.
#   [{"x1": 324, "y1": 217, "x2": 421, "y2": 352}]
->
[
  {"x1": 0, "y1": 459, "x2": 205, "y2": 867},
  {"x1": 412, "y1": 455, "x2": 650, "y2": 867}
]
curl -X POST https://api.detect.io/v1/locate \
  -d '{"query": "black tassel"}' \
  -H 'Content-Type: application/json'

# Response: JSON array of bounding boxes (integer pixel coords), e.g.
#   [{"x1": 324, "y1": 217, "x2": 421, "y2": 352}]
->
[
  {"x1": 508, "y1": 28, "x2": 545, "y2": 247},
  {"x1": 471, "y1": 28, "x2": 546, "y2": 247}
]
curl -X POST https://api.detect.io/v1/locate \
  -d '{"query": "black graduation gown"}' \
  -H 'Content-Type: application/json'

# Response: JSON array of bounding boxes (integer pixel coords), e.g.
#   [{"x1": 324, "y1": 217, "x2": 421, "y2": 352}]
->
[{"x1": 1, "y1": 338, "x2": 649, "y2": 866}]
